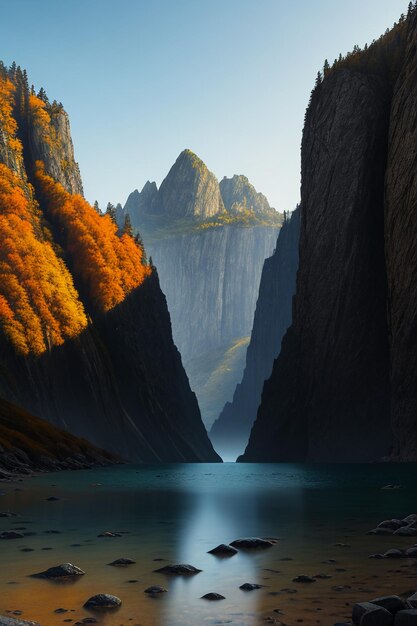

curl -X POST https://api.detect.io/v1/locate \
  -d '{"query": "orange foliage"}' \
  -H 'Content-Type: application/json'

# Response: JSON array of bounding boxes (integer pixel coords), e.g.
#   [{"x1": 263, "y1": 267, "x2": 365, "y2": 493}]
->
[
  {"x1": 0, "y1": 164, "x2": 88, "y2": 356},
  {"x1": 34, "y1": 161, "x2": 151, "y2": 313},
  {"x1": 0, "y1": 77, "x2": 23, "y2": 160},
  {"x1": 28, "y1": 94, "x2": 51, "y2": 131}
]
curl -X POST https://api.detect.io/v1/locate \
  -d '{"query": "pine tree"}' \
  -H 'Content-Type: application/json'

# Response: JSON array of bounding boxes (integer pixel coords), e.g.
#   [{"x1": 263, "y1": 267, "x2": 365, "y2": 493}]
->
[
  {"x1": 105, "y1": 202, "x2": 117, "y2": 224},
  {"x1": 323, "y1": 59, "x2": 330, "y2": 75},
  {"x1": 408, "y1": 2, "x2": 413, "y2": 17},
  {"x1": 122, "y1": 213, "x2": 133, "y2": 237},
  {"x1": 134, "y1": 232, "x2": 147, "y2": 264},
  {"x1": 315, "y1": 71, "x2": 323, "y2": 87},
  {"x1": 93, "y1": 200, "x2": 100, "y2": 214}
]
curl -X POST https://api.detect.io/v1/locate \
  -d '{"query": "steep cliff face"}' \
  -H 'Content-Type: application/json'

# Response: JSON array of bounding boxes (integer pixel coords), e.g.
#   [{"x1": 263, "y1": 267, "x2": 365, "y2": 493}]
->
[
  {"x1": 0, "y1": 65, "x2": 220, "y2": 463},
  {"x1": 385, "y1": 16, "x2": 417, "y2": 460},
  {"x1": 148, "y1": 225, "x2": 279, "y2": 428},
  {"x1": 120, "y1": 150, "x2": 281, "y2": 429},
  {"x1": 210, "y1": 209, "x2": 300, "y2": 459},
  {"x1": 27, "y1": 101, "x2": 83, "y2": 194},
  {"x1": 240, "y1": 13, "x2": 416, "y2": 462},
  {"x1": 157, "y1": 149, "x2": 224, "y2": 219}
]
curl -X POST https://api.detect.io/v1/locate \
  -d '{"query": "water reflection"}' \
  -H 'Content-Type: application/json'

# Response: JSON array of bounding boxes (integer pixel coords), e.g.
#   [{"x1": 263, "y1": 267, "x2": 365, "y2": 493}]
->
[{"x1": 1, "y1": 463, "x2": 417, "y2": 626}]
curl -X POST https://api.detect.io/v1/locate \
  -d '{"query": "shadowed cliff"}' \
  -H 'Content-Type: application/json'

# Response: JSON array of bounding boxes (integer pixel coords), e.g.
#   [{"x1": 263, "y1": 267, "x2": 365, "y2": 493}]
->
[
  {"x1": 240, "y1": 10, "x2": 417, "y2": 462},
  {"x1": 210, "y1": 209, "x2": 300, "y2": 459}
]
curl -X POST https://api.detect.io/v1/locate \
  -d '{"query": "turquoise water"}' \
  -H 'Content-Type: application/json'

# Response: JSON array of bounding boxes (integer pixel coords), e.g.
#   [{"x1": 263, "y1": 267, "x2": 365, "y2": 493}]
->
[{"x1": 0, "y1": 463, "x2": 416, "y2": 626}]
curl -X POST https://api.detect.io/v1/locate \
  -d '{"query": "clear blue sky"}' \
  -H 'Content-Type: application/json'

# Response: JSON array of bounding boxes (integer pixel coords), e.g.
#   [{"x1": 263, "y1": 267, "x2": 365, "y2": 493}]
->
[{"x1": 0, "y1": 0, "x2": 408, "y2": 211}]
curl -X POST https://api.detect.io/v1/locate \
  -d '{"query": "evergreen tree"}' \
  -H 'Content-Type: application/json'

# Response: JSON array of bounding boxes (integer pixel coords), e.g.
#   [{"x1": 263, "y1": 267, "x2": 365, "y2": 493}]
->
[
  {"x1": 122, "y1": 213, "x2": 133, "y2": 237},
  {"x1": 323, "y1": 59, "x2": 330, "y2": 75},
  {"x1": 93, "y1": 200, "x2": 100, "y2": 214},
  {"x1": 134, "y1": 232, "x2": 147, "y2": 264},
  {"x1": 315, "y1": 71, "x2": 323, "y2": 87},
  {"x1": 105, "y1": 202, "x2": 117, "y2": 224}
]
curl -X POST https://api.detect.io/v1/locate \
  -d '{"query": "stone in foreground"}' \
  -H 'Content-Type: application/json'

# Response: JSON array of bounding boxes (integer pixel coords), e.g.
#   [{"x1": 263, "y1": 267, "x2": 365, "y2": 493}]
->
[
  {"x1": 84, "y1": 594, "x2": 121, "y2": 609},
  {"x1": 352, "y1": 601, "x2": 393, "y2": 625},
  {"x1": 201, "y1": 593, "x2": 225, "y2": 600},
  {"x1": 395, "y1": 610, "x2": 417, "y2": 625},
  {"x1": 208, "y1": 544, "x2": 238, "y2": 556},
  {"x1": 154, "y1": 564, "x2": 202, "y2": 575},
  {"x1": 32, "y1": 563, "x2": 85, "y2": 579},
  {"x1": 370, "y1": 595, "x2": 405, "y2": 613},
  {"x1": 230, "y1": 537, "x2": 273, "y2": 549}
]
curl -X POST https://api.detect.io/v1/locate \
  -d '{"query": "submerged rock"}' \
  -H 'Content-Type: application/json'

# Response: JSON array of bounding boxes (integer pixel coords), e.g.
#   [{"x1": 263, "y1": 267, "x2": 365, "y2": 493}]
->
[
  {"x1": 0, "y1": 531, "x2": 24, "y2": 540},
  {"x1": 32, "y1": 563, "x2": 85, "y2": 579},
  {"x1": 230, "y1": 537, "x2": 273, "y2": 549},
  {"x1": 84, "y1": 594, "x2": 121, "y2": 609},
  {"x1": 201, "y1": 593, "x2": 225, "y2": 600},
  {"x1": 108, "y1": 558, "x2": 136, "y2": 566},
  {"x1": 293, "y1": 575, "x2": 316, "y2": 584},
  {"x1": 239, "y1": 583, "x2": 263, "y2": 590},
  {"x1": 144, "y1": 586, "x2": 167, "y2": 595},
  {"x1": 207, "y1": 544, "x2": 238, "y2": 556},
  {"x1": 154, "y1": 564, "x2": 202, "y2": 575},
  {"x1": 97, "y1": 531, "x2": 121, "y2": 538}
]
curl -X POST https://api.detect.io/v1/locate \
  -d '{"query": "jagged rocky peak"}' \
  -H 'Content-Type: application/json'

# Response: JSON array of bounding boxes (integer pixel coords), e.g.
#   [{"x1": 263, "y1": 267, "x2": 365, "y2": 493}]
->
[
  {"x1": 123, "y1": 181, "x2": 158, "y2": 226},
  {"x1": 220, "y1": 174, "x2": 273, "y2": 214},
  {"x1": 157, "y1": 149, "x2": 225, "y2": 219}
]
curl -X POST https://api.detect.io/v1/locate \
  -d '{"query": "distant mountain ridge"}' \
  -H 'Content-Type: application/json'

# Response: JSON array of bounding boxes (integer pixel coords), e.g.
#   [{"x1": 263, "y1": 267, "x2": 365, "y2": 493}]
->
[{"x1": 118, "y1": 149, "x2": 281, "y2": 240}]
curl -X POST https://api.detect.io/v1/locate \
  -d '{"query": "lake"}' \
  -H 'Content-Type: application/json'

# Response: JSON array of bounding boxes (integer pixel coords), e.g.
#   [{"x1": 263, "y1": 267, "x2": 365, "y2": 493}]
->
[{"x1": 1, "y1": 463, "x2": 417, "y2": 626}]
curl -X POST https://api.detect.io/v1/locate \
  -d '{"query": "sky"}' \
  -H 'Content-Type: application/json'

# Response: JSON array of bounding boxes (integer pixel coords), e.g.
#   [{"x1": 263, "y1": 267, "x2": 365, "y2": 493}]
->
[{"x1": 0, "y1": 0, "x2": 408, "y2": 211}]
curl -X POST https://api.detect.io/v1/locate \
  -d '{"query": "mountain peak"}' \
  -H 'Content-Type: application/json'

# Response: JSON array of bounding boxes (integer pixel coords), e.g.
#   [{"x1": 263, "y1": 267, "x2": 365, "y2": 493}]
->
[
  {"x1": 157, "y1": 149, "x2": 224, "y2": 219},
  {"x1": 220, "y1": 174, "x2": 274, "y2": 214}
]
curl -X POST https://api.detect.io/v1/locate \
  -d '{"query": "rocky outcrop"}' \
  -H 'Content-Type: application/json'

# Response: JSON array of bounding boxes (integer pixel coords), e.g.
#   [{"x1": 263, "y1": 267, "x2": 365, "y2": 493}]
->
[
  {"x1": 0, "y1": 397, "x2": 119, "y2": 478},
  {"x1": 157, "y1": 149, "x2": 224, "y2": 219},
  {"x1": 240, "y1": 14, "x2": 417, "y2": 462},
  {"x1": 220, "y1": 174, "x2": 273, "y2": 213},
  {"x1": 210, "y1": 209, "x2": 300, "y2": 458},
  {"x1": 28, "y1": 103, "x2": 83, "y2": 195},
  {"x1": 124, "y1": 180, "x2": 158, "y2": 227},
  {"x1": 0, "y1": 65, "x2": 220, "y2": 463}
]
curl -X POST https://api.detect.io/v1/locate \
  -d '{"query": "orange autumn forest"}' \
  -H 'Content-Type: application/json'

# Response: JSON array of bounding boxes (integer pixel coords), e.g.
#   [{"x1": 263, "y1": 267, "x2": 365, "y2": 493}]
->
[{"x1": 0, "y1": 67, "x2": 151, "y2": 357}]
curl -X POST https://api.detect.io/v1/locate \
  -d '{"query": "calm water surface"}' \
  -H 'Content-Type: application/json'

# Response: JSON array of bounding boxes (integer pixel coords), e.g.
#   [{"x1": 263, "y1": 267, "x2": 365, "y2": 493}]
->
[{"x1": 1, "y1": 463, "x2": 417, "y2": 626}]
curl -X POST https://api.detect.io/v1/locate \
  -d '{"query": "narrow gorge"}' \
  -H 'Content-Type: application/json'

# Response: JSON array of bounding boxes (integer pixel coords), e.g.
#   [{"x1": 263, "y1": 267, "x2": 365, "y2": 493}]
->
[{"x1": 118, "y1": 150, "x2": 282, "y2": 429}]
